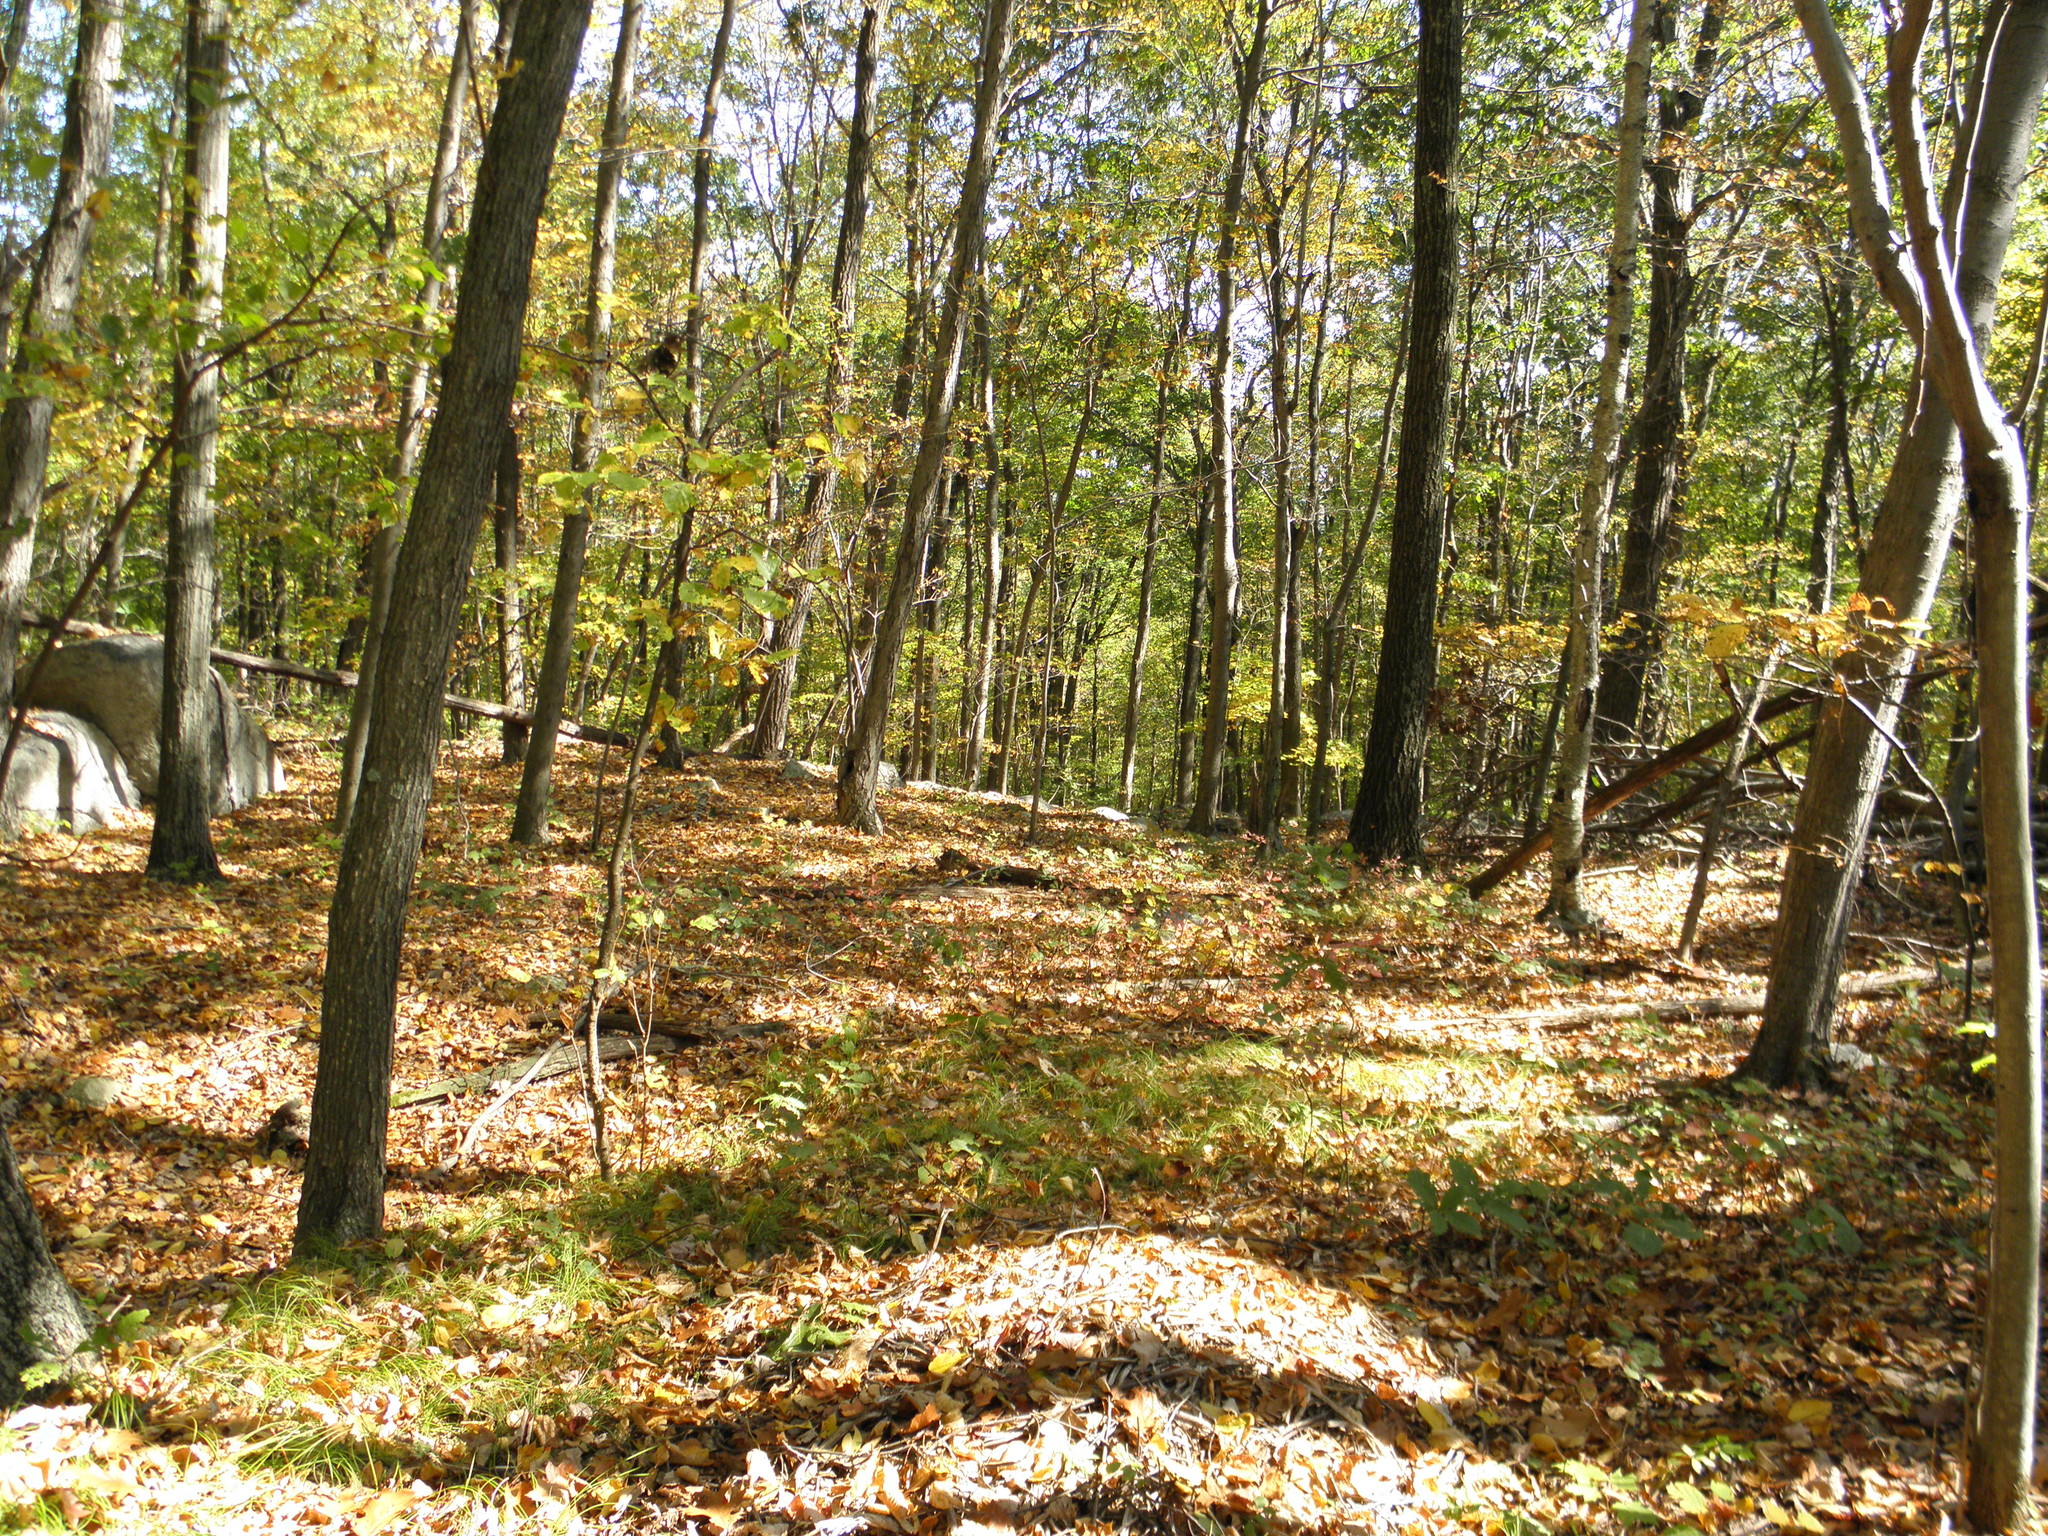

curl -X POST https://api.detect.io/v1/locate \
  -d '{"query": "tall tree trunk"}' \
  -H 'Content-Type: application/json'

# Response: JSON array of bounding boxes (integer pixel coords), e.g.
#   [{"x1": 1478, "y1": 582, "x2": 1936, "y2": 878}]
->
[
  {"x1": 836, "y1": 0, "x2": 1015, "y2": 833},
  {"x1": 0, "y1": 0, "x2": 124, "y2": 733},
  {"x1": 1595, "y1": 0, "x2": 1724, "y2": 743},
  {"x1": 1542, "y1": 0, "x2": 1656, "y2": 931},
  {"x1": 494, "y1": 421, "x2": 527, "y2": 763},
  {"x1": 1190, "y1": 0, "x2": 1274, "y2": 834},
  {"x1": 1745, "y1": 0, "x2": 2045, "y2": 1091},
  {"x1": 1347, "y1": 0, "x2": 1463, "y2": 863},
  {"x1": 510, "y1": 0, "x2": 641, "y2": 844},
  {"x1": 749, "y1": 0, "x2": 887, "y2": 759},
  {"x1": 294, "y1": 0, "x2": 593, "y2": 1254},
  {"x1": 1119, "y1": 282, "x2": 1189, "y2": 813},
  {"x1": 1171, "y1": 448, "x2": 1210, "y2": 810},
  {"x1": 962, "y1": 298, "x2": 1002, "y2": 786},
  {"x1": 1807, "y1": 244, "x2": 1857, "y2": 612},
  {"x1": 337, "y1": 0, "x2": 476, "y2": 833},
  {"x1": 147, "y1": 0, "x2": 231, "y2": 883}
]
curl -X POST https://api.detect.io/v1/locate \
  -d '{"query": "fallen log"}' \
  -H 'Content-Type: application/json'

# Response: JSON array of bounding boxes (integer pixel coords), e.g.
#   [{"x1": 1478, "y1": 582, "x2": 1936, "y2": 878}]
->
[
  {"x1": 24, "y1": 613, "x2": 636, "y2": 749},
  {"x1": 391, "y1": 1018, "x2": 781, "y2": 1109},
  {"x1": 1370, "y1": 966, "x2": 1941, "y2": 1035},
  {"x1": 1466, "y1": 687, "x2": 1823, "y2": 899}
]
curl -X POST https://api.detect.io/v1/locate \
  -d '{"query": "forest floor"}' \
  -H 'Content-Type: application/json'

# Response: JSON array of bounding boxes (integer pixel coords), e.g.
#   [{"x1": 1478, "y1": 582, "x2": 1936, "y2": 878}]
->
[{"x1": 0, "y1": 731, "x2": 1996, "y2": 1535}]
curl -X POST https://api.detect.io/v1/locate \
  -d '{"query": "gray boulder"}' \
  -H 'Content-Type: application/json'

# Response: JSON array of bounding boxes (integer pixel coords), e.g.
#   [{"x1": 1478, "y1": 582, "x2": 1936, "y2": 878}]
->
[
  {"x1": 23, "y1": 633, "x2": 285, "y2": 814},
  {"x1": 780, "y1": 758, "x2": 835, "y2": 785},
  {"x1": 3, "y1": 711, "x2": 139, "y2": 831},
  {"x1": 877, "y1": 761, "x2": 903, "y2": 791}
]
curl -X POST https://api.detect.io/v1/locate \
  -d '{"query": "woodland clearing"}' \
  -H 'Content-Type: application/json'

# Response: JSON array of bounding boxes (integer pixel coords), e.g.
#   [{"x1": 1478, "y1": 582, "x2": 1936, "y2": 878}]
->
[{"x1": 0, "y1": 738, "x2": 1993, "y2": 1535}]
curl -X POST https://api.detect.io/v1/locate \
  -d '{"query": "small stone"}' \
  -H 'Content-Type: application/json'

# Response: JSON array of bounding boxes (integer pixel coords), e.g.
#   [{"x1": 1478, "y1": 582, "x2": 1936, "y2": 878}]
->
[
  {"x1": 779, "y1": 759, "x2": 835, "y2": 785},
  {"x1": 64, "y1": 1076, "x2": 123, "y2": 1111},
  {"x1": 1090, "y1": 806, "x2": 1129, "y2": 823}
]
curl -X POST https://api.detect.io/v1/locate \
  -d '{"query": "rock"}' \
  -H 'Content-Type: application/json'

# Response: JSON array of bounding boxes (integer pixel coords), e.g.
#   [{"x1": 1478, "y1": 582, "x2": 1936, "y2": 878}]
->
[
  {"x1": 877, "y1": 762, "x2": 903, "y2": 790},
  {"x1": 256, "y1": 1099, "x2": 311, "y2": 1158},
  {"x1": 1828, "y1": 1042, "x2": 1881, "y2": 1073},
  {"x1": 1207, "y1": 813, "x2": 1244, "y2": 836},
  {"x1": 24, "y1": 633, "x2": 286, "y2": 814},
  {"x1": 63, "y1": 1076, "x2": 124, "y2": 1112},
  {"x1": 3, "y1": 710, "x2": 139, "y2": 831},
  {"x1": 1090, "y1": 806, "x2": 1129, "y2": 823},
  {"x1": 780, "y1": 759, "x2": 835, "y2": 785}
]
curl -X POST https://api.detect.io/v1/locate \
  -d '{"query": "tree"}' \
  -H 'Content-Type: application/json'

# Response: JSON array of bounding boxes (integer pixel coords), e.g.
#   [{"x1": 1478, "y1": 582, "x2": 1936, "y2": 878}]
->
[
  {"x1": 1790, "y1": 4, "x2": 2048, "y2": 1519},
  {"x1": 147, "y1": 0, "x2": 233, "y2": 883},
  {"x1": 1542, "y1": 0, "x2": 1656, "y2": 931},
  {"x1": 1347, "y1": 0, "x2": 1463, "y2": 864},
  {"x1": 511, "y1": 0, "x2": 644, "y2": 845},
  {"x1": 1742, "y1": 0, "x2": 2047, "y2": 1087},
  {"x1": 749, "y1": 0, "x2": 889, "y2": 761},
  {"x1": 0, "y1": 1127, "x2": 91, "y2": 1403},
  {"x1": 295, "y1": 0, "x2": 595, "y2": 1253},
  {"x1": 1188, "y1": 0, "x2": 1273, "y2": 836},
  {"x1": 1594, "y1": 0, "x2": 1726, "y2": 743},
  {"x1": 0, "y1": 0, "x2": 125, "y2": 735},
  {"x1": 835, "y1": 0, "x2": 1016, "y2": 834},
  {"x1": 334, "y1": 0, "x2": 476, "y2": 835}
]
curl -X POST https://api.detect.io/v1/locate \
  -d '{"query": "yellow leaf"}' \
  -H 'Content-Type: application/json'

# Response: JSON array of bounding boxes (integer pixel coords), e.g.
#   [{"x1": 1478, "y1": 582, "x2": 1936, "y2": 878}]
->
[
  {"x1": 928, "y1": 1348, "x2": 968, "y2": 1377},
  {"x1": 480, "y1": 1302, "x2": 521, "y2": 1329},
  {"x1": 803, "y1": 433, "x2": 832, "y2": 452},
  {"x1": 1416, "y1": 1399, "x2": 1450, "y2": 1435},
  {"x1": 354, "y1": 1487, "x2": 418, "y2": 1535},
  {"x1": 1785, "y1": 1398, "x2": 1830, "y2": 1424},
  {"x1": 1705, "y1": 621, "x2": 1747, "y2": 660},
  {"x1": 1762, "y1": 1498, "x2": 1792, "y2": 1527}
]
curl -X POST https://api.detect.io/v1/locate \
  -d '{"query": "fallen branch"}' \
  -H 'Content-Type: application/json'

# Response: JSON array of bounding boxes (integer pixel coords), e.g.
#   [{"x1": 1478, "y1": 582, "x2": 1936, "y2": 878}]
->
[
  {"x1": 392, "y1": 1019, "x2": 779, "y2": 1109},
  {"x1": 24, "y1": 613, "x2": 636, "y2": 748},
  {"x1": 1466, "y1": 687, "x2": 1824, "y2": 898},
  {"x1": 1369, "y1": 966, "x2": 1944, "y2": 1035}
]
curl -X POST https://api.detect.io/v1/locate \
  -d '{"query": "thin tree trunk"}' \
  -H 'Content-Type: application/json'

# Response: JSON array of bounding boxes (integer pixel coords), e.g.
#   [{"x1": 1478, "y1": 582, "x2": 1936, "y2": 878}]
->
[
  {"x1": 1190, "y1": 0, "x2": 1273, "y2": 833},
  {"x1": 294, "y1": 0, "x2": 593, "y2": 1253},
  {"x1": 0, "y1": 0, "x2": 123, "y2": 734},
  {"x1": 1119, "y1": 281, "x2": 1188, "y2": 813},
  {"x1": 1596, "y1": 0, "x2": 1724, "y2": 741},
  {"x1": 147, "y1": 0, "x2": 230, "y2": 882},
  {"x1": 1347, "y1": 0, "x2": 1463, "y2": 863},
  {"x1": 337, "y1": 0, "x2": 475, "y2": 833},
  {"x1": 1676, "y1": 650, "x2": 1781, "y2": 961},
  {"x1": 1542, "y1": 0, "x2": 1656, "y2": 930},
  {"x1": 962, "y1": 297, "x2": 1002, "y2": 786},
  {"x1": 749, "y1": 0, "x2": 887, "y2": 759},
  {"x1": 510, "y1": 0, "x2": 641, "y2": 844},
  {"x1": 836, "y1": 0, "x2": 1014, "y2": 833},
  {"x1": 494, "y1": 421, "x2": 528, "y2": 763}
]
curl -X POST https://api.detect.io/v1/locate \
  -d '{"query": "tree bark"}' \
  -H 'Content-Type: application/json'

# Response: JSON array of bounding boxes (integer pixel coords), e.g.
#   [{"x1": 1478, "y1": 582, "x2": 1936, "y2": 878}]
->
[
  {"x1": 147, "y1": 0, "x2": 230, "y2": 883},
  {"x1": 749, "y1": 0, "x2": 887, "y2": 760},
  {"x1": 0, "y1": 0, "x2": 124, "y2": 740},
  {"x1": 1347, "y1": 0, "x2": 1463, "y2": 863},
  {"x1": 494, "y1": 421, "x2": 528, "y2": 763},
  {"x1": 1542, "y1": 0, "x2": 1656, "y2": 930},
  {"x1": 1119, "y1": 291, "x2": 1187, "y2": 813},
  {"x1": 294, "y1": 0, "x2": 593, "y2": 1254},
  {"x1": 0, "y1": 1125, "x2": 91, "y2": 1404},
  {"x1": 336, "y1": 0, "x2": 475, "y2": 834},
  {"x1": 1745, "y1": 0, "x2": 2046, "y2": 1095},
  {"x1": 1595, "y1": 0, "x2": 1724, "y2": 742},
  {"x1": 1189, "y1": 0, "x2": 1273, "y2": 835},
  {"x1": 835, "y1": 0, "x2": 1014, "y2": 833}
]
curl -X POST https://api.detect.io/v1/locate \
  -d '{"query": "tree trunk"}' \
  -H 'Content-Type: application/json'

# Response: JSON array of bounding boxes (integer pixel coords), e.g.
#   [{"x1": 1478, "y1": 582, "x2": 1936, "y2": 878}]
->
[
  {"x1": 1189, "y1": 0, "x2": 1273, "y2": 834},
  {"x1": 1542, "y1": 0, "x2": 1656, "y2": 931},
  {"x1": 1347, "y1": 0, "x2": 1462, "y2": 863},
  {"x1": 294, "y1": 0, "x2": 593, "y2": 1254},
  {"x1": 510, "y1": 0, "x2": 640, "y2": 844},
  {"x1": 494, "y1": 421, "x2": 528, "y2": 763},
  {"x1": 0, "y1": 1126, "x2": 91, "y2": 1404},
  {"x1": 147, "y1": 0, "x2": 230, "y2": 883},
  {"x1": 836, "y1": 0, "x2": 1014, "y2": 834},
  {"x1": 1745, "y1": 0, "x2": 2045, "y2": 1091},
  {"x1": 1119, "y1": 295, "x2": 1185, "y2": 813},
  {"x1": 962, "y1": 297, "x2": 1002, "y2": 786},
  {"x1": 1595, "y1": 0, "x2": 1724, "y2": 742},
  {"x1": 0, "y1": 0, "x2": 124, "y2": 736},
  {"x1": 749, "y1": 0, "x2": 887, "y2": 760},
  {"x1": 1806, "y1": 245, "x2": 1856, "y2": 613},
  {"x1": 336, "y1": 0, "x2": 475, "y2": 834}
]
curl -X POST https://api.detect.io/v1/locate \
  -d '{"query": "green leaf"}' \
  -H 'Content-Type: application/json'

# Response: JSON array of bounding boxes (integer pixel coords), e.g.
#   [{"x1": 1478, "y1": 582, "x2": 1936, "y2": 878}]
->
[{"x1": 1621, "y1": 1222, "x2": 1664, "y2": 1257}]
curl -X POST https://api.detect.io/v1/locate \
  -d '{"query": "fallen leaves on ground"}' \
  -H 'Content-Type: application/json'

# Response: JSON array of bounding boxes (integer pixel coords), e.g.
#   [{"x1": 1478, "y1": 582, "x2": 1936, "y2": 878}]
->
[{"x1": 0, "y1": 735, "x2": 1993, "y2": 1533}]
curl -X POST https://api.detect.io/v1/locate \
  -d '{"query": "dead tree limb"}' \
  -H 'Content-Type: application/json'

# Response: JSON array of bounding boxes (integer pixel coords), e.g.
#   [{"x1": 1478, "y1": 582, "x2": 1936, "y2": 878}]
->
[{"x1": 1467, "y1": 687, "x2": 1823, "y2": 898}]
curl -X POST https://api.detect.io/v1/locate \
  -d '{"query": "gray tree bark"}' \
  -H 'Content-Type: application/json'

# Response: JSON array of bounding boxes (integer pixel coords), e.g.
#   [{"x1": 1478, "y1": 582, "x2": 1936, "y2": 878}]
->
[
  {"x1": 294, "y1": 0, "x2": 593, "y2": 1253},
  {"x1": 147, "y1": 0, "x2": 232, "y2": 883},
  {"x1": 510, "y1": 0, "x2": 642, "y2": 844},
  {"x1": 835, "y1": 0, "x2": 1015, "y2": 833},
  {"x1": 0, "y1": 1126, "x2": 91, "y2": 1403}
]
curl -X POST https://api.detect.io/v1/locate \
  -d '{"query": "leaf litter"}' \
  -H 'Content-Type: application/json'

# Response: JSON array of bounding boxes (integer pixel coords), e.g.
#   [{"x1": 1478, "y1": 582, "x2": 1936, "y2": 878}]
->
[{"x1": 0, "y1": 741, "x2": 1995, "y2": 1532}]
